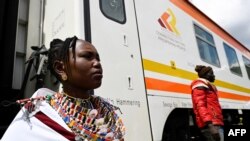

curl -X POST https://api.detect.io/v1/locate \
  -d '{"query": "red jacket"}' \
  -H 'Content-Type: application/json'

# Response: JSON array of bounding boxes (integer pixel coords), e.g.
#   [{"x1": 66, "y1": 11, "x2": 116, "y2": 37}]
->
[{"x1": 190, "y1": 78, "x2": 224, "y2": 128}]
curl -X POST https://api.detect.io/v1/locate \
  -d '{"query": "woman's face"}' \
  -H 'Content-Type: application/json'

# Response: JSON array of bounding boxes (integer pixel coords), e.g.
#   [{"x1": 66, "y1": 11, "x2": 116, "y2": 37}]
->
[{"x1": 65, "y1": 40, "x2": 103, "y2": 90}]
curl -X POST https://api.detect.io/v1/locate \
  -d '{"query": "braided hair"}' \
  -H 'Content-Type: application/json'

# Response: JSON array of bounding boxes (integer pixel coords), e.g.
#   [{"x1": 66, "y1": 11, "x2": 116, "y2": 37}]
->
[{"x1": 47, "y1": 36, "x2": 78, "y2": 81}]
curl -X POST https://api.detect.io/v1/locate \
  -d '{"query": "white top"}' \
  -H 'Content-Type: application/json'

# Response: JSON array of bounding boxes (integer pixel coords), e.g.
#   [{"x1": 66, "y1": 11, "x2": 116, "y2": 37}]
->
[{"x1": 1, "y1": 88, "x2": 72, "y2": 141}]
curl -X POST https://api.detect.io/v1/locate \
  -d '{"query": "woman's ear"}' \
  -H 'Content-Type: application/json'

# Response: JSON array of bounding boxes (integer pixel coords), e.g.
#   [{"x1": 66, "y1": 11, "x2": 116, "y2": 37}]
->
[{"x1": 53, "y1": 61, "x2": 67, "y2": 80}]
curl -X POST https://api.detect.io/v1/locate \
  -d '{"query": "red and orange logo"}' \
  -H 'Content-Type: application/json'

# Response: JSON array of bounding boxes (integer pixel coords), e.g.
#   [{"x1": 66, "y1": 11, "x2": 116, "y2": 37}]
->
[{"x1": 158, "y1": 8, "x2": 180, "y2": 35}]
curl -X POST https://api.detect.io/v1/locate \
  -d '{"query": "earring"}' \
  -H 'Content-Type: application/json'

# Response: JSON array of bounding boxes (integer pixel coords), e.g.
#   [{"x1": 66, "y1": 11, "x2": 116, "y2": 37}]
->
[{"x1": 61, "y1": 74, "x2": 68, "y2": 81}]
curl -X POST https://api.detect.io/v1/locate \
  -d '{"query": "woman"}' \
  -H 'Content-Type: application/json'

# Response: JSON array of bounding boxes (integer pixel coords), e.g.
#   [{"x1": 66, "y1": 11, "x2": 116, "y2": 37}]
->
[
  {"x1": 190, "y1": 65, "x2": 224, "y2": 141},
  {"x1": 1, "y1": 36, "x2": 125, "y2": 141}
]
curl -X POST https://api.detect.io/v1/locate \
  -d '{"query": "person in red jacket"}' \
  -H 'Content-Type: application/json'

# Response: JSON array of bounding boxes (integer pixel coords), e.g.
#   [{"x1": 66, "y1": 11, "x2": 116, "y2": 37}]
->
[{"x1": 191, "y1": 65, "x2": 224, "y2": 141}]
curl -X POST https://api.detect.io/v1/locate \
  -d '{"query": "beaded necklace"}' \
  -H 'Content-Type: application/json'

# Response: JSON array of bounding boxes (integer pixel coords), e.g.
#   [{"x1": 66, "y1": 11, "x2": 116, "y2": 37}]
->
[
  {"x1": 16, "y1": 93, "x2": 125, "y2": 141},
  {"x1": 48, "y1": 93, "x2": 125, "y2": 141},
  {"x1": 60, "y1": 92, "x2": 94, "y2": 110}
]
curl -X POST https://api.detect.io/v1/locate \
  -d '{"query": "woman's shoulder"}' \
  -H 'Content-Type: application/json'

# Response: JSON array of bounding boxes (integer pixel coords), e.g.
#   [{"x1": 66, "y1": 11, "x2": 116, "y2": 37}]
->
[
  {"x1": 91, "y1": 95, "x2": 123, "y2": 119},
  {"x1": 91, "y1": 95, "x2": 110, "y2": 104},
  {"x1": 15, "y1": 88, "x2": 57, "y2": 117},
  {"x1": 33, "y1": 88, "x2": 56, "y2": 97},
  {"x1": 91, "y1": 95, "x2": 119, "y2": 109},
  {"x1": 90, "y1": 95, "x2": 125, "y2": 140}
]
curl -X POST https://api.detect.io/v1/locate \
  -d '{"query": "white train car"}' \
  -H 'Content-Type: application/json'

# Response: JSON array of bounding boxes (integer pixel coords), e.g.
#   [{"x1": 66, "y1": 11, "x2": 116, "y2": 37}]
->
[{"x1": 40, "y1": 0, "x2": 250, "y2": 140}]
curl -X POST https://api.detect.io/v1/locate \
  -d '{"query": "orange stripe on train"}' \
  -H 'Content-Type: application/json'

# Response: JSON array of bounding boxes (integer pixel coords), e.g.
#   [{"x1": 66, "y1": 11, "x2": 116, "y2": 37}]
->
[{"x1": 145, "y1": 77, "x2": 250, "y2": 101}]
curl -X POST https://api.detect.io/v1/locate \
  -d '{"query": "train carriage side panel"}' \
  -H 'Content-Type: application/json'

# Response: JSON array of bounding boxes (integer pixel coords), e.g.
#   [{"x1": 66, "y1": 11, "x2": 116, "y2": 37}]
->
[{"x1": 134, "y1": 0, "x2": 250, "y2": 140}]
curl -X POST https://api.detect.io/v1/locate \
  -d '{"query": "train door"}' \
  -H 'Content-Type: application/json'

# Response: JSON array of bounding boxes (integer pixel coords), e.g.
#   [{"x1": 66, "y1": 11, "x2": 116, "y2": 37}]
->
[{"x1": 88, "y1": 0, "x2": 152, "y2": 140}]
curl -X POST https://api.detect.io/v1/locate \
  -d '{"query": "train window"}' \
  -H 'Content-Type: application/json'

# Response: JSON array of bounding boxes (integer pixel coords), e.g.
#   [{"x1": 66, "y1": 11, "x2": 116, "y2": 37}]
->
[
  {"x1": 223, "y1": 43, "x2": 242, "y2": 76},
  {"x1": 194, "y1": 24, "x2": 220, "y2": 67},
  {"x1": 99, "y1": 0, "x2": 126, "y2": 24},
  {"x1": 242, "y1": 56, "x2": 250, "y2": 79}
]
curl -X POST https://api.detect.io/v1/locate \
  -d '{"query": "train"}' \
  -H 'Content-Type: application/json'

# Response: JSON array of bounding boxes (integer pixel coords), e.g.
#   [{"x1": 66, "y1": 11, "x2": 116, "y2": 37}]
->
[{"x1": 1, "y1": 0, "x2": 250, "y2": 140}]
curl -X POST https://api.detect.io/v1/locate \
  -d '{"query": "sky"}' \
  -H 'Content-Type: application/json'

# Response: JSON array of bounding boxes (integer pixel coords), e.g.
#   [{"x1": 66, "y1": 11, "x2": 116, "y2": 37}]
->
[{"x1": 190, "y1": 0, "x2": 250, "y2": 50}]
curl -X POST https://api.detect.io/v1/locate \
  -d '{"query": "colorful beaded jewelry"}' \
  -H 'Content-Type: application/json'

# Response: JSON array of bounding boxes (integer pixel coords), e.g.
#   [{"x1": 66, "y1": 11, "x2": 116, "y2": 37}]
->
[{"x1": 17, "y1": 93, "x2": 125, "y2": 141}]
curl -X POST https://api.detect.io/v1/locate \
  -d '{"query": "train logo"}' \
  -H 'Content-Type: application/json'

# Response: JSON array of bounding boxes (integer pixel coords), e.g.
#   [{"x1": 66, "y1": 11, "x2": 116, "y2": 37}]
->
[{"x1": 158, "y1": 8, "x2": 180, "y2": 36}]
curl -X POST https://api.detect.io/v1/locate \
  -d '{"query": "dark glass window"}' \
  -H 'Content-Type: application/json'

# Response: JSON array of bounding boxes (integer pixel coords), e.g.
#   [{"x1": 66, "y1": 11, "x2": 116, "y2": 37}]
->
[
  {"x1": 242, "y1": 56, "x2": 250, "y2": 79},
  {"x1": 223, "y1": 43, "x2": 242, "y2": 76},
  {"x1": 194, "y1": 24, "x2": 220, "y2": 67},
  {"x1": 100, "y1": 0, "x2": 126, "y2": 24}
]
